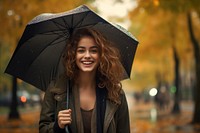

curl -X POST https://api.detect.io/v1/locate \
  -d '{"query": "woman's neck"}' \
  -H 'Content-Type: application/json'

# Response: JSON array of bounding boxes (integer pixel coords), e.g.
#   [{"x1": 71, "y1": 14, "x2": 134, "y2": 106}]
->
[
  {"x1": 78, "y1": 71, "x2": 97, "y2": 110},
  {"x1": 77, "y1": 71, "x2": 96, "y2": 91}
]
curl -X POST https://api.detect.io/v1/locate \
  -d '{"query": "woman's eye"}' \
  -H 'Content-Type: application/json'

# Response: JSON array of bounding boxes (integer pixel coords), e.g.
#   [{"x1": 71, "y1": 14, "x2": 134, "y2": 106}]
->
[
  {"x1": 77, "y1": 49, "x2": 85, "y2": 53},
  {"x1": 90, "y1": 49, "x2": 98, "y2": 53}
]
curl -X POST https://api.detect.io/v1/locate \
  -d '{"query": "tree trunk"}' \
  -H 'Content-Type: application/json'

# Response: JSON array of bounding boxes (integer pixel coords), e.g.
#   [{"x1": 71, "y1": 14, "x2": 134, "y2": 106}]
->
[
  {"x1": 8, "y1": 77, "x2": 20, "y2": 119},
  {"x1": 172, "y1": 45, "x2": 181, "y2": 114},
  {"x1": 187, "y1": 12, "x2": 200, "y2": 123}
]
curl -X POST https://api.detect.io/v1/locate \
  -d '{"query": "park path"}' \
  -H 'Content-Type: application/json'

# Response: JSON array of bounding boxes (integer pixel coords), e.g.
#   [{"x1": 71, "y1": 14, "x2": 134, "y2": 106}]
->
[{"x1": 0, "y1": 101, "x2": 200, "y2": 133}]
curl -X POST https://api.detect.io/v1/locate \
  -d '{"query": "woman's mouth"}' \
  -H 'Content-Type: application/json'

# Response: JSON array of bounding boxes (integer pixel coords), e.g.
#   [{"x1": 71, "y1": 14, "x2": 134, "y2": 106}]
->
[{"x1": 82, "y1": 61, "x2": 93, "y2": 65}]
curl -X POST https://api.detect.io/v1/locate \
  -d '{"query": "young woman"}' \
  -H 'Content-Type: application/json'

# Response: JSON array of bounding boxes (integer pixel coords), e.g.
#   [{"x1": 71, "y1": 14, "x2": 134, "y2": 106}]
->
[{"x1": 39, "y1": 28, "x2": 130, "y2": 133}]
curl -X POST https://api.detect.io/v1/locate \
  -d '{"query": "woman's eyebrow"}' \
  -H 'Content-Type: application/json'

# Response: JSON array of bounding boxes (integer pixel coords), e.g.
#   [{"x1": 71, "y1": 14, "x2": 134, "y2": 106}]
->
[
  {"x1": 77, "y1": 46, "x2": 85, "y2": 49},
  {"x1": 77, "y1": 46, "x2": 98, "y2": 49},
  {"x1": 90, "y1": 46, "x2": 98, "y2": 49}
]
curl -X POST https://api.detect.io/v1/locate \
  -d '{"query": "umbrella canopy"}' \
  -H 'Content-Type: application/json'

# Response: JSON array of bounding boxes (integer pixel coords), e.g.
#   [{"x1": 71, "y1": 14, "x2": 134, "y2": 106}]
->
[{"x1": 5, "y1": 5, "x2": 139, "y2": 91}]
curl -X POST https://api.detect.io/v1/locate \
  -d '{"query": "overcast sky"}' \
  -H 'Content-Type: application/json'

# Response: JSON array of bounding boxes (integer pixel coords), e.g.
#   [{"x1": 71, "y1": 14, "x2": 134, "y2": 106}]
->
[{"x1": 92, "y1": 0, "x2": 137, "y2": 29}]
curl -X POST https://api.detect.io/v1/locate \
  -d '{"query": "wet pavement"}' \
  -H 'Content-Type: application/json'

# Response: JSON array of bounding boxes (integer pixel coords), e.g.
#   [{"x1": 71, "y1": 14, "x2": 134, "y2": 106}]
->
[
  {"x1": 0, "y1": 105, "x2": 40, "y2": 133},
  {"x1": 0, "y1": 101, "x2": 200, "y2": 133},
  {"x1": 130, "y1": 100, "x2": 200, "y2": 133}
]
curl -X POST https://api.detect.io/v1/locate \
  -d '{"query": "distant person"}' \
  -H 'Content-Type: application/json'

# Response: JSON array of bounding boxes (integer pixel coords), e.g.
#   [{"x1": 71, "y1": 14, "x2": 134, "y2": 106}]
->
[{"x1": 155, "y1": 86, "x2": 170, "y2": 111}]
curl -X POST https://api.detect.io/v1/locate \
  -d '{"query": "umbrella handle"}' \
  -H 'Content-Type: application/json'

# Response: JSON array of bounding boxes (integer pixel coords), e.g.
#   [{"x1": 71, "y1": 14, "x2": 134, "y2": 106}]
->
[
  {"x1": 65, "y1": 80, "x2": 70, "y2": 133},
  {"x1": 65, "y1": 126, "x2": 70, "y2": 133},
  {"x1": 66, "y1": 79, "x2": 70, "y2": 109}
]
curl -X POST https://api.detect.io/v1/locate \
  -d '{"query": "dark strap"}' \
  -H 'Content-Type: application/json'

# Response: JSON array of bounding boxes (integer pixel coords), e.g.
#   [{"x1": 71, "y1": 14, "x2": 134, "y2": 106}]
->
[{"x1": 96, "y1": 86, "x2": 107, "y2": 133}]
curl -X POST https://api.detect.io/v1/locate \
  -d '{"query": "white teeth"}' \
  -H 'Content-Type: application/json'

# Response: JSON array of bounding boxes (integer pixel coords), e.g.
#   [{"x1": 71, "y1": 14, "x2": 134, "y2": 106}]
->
[{"x1": 82, "y1": 61, "x2": 92, "y2": 64}]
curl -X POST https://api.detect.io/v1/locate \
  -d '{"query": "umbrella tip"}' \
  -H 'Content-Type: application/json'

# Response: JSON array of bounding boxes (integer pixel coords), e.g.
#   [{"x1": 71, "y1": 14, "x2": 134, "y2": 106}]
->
[
  {"x1": 80, "y1": 4, "x2": 88, "y2": 8},
  {"x1": 79, "y1": 4, "x2": 90, "y2": 10}
]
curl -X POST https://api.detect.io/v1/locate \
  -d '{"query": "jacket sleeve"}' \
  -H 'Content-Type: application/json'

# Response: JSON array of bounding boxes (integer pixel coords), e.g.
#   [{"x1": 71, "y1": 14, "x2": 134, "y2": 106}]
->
[
  {"x1": 39, "y1": 82, "x2": 65, "y2": 133},
  {"x1": 116, "y1": 90, "x2": 130, "y2": 133},
  {"x1": 39, "y1": 84, "x2": 56, "y2": 133}
]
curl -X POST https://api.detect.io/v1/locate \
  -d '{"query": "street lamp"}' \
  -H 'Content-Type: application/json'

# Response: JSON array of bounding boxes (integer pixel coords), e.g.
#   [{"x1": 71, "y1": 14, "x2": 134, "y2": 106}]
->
[
  {"x1": 149, "y1": 87, "x2": 158, "y2": 97},
  {"x1": 149, "y1": 87, "x2": 158, "y2": 122}
]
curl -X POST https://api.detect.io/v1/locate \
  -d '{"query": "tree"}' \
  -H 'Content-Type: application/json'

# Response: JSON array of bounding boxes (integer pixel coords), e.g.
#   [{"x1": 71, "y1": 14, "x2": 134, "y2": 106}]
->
[
  {"x1": 8, "y1": 77, "x2": 20, "y2": 119},
  {"x1": 171, "y1": 45, "x2": 180, "y2": 114},
  {"x1": 187, "y1": 12, "x2": 200, "y2": 123},
  {"x1": 130, "y1": 0, "x2": 200, "y2": 123}
]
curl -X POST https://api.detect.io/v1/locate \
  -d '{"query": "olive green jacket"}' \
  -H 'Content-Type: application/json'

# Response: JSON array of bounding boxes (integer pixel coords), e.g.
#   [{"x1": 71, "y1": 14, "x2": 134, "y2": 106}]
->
[{"x1": 39, "y1": 77, "x2": 130, "y2": 133}]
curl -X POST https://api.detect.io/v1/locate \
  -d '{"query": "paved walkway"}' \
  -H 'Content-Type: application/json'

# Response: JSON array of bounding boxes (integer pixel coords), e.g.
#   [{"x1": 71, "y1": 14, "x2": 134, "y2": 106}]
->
[
  {"x1": 0, "y1": 101, "x2": 200, "y2": 133},
  {"x1": 130, "y1": 100, "x2": 200, "y2": 133},
  {"x1": 0, "y1": 105, "x2": 40, "y2": 133}
]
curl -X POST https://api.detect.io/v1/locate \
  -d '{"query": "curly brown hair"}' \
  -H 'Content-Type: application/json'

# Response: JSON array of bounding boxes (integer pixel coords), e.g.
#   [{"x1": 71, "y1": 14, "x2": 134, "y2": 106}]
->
[{"x1": 64, "y1": 28, "x2": 124, "y2": 104}]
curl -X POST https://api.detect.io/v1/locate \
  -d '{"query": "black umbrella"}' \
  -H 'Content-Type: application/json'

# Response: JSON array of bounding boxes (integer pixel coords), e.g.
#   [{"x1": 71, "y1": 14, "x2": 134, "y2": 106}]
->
[{"x1": 5, "y1": 5, "x2": 139, "y2": 91}]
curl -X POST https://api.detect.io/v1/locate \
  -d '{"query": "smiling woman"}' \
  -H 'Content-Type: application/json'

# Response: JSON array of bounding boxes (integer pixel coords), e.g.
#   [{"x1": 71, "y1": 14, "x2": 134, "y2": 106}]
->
[
  {"x1": 75, "y1": 36, "x2": 100, "y2": 73},
  {"x1": 39, "y1": 28, "x2": 131, "y2": 133}
]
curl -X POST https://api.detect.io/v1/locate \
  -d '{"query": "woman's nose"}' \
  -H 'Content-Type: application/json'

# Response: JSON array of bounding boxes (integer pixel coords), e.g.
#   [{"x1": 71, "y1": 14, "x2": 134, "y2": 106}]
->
[{"x1": 84, "y1": 50, "x2": 91, "y2": 58}]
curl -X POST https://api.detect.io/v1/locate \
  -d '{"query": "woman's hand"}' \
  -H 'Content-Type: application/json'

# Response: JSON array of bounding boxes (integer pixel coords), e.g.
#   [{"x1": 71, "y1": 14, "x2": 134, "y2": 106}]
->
[{"x1": 57, "y1": 109, "x2": 72, "y2": 129}]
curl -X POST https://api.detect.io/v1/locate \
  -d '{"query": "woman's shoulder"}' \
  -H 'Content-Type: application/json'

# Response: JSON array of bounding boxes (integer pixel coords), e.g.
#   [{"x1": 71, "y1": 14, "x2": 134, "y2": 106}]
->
[
  {"x1": 46, "y1": 75, "x2": 69, "y2": 94},
  {"x1": 120, "y1": 88, "x2": 125, "y2": 94},
  {"x1": 106, "y1": 88, "x2": 127, "y2": 105},
  {"x1": 119, "y1": 88, "x2": 128, "y2": 104}
]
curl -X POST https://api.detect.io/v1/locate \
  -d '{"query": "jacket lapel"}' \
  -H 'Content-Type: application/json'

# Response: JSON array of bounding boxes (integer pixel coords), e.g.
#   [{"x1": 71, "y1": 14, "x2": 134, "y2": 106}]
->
[{"x1": 104, "y1": 100, "x2": 119, "y2": 133}]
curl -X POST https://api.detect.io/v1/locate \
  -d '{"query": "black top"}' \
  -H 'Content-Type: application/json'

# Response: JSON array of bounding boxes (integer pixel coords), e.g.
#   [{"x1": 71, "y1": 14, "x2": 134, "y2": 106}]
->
[{"x1": 81, "y1": 108, "x2": 93, "y2": 133}]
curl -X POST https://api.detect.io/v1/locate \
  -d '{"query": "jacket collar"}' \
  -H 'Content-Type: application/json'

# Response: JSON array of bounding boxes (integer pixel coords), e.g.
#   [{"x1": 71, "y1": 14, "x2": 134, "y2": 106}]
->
[{"x1": 49, "y1": 75, "x2": 68, "y2": 94}]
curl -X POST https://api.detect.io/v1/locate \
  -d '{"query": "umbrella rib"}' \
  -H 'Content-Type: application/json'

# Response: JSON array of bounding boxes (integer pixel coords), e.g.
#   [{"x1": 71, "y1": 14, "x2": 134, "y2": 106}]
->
[
  {"x1": 38, "y1": 19, "x2": 69, "y2": 40},
  {"x1": 73, "y1": 12, "x2": 90, "y2": 28},
  {"x1": 40, "y1": 30, "x2": 65, "y2": 36},
  {"x1": 51, "y1": 30, "x2": 69, "y2": 38},
  {"x1": 51, "y1": 22, "x2": 69, "y2": 37},
  {"x1": 44, "y1": 30, "x2": 69, "y2": 46},
  {"x1": 37, "y1": 27, "x2": 69, "y2": 40},
  {"x1": 71, "y1": 14, "x2": 73, "y2": 28},
  {"x1": 62, "y1": 17, "x2": 71, "y2": 29},
  {"x1": 21, "y1": 29, "x2": 68, "y2": 49},
  {"x1": 52, "y1": 19, "x2": 69, "y2": 29},
  {"x1": 73, "y1": 11, "x2": 107, "y2": 29},
  {"x1": 26, "y1": 34, "x2": 66, "y2": 70},
  {"x1": 76, "y1": 23, "x2": 103, "y2": 30},
  {"x1": 51, "y1": 36, "x2": 68, "y2": 46}
]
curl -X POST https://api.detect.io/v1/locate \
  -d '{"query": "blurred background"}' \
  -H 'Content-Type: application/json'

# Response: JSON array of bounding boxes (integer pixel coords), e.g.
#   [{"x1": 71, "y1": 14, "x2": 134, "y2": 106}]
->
[{"x1": 0, "y1": 0, "x2": 200, "y2": 132}]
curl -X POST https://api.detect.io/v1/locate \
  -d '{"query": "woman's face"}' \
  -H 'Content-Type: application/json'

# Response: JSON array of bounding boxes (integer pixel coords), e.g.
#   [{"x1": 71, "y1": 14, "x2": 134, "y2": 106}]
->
[{"x1": 76, "y1": 36, "x2": 100, "y2": 73}]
